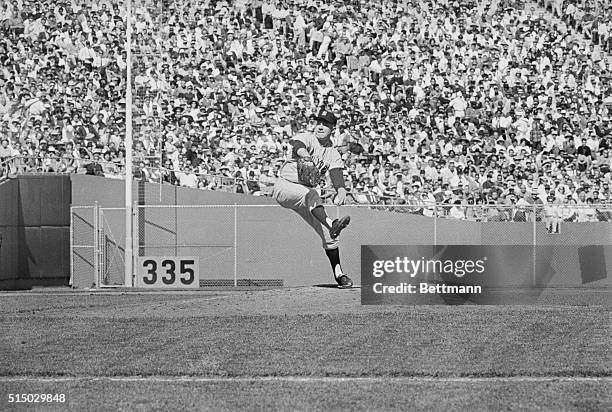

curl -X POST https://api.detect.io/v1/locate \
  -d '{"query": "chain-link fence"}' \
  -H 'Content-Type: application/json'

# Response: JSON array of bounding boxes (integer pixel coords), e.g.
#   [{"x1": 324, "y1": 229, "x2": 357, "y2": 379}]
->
[
  {"x1": 136, "y1": 205, "x2": 238, "y2": 286},
  {"x1": 70, "y1": 206, "x2": 96, "y2": 288},
  {"x1": 70, "y1": 203, "x2": 612, "y2": 288},
  {"x1": 70, "y1": 205, "x2": 128, "y2": 288},
  {"x1": 98, "y1": 208, "x2": 128, "y2": 287}
]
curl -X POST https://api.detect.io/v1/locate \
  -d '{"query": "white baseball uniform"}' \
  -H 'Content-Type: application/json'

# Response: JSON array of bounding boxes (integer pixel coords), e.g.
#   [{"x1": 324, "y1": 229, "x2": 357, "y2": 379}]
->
[{"x1": 273, "y1": 132, "x2": 344, "y2": 250}]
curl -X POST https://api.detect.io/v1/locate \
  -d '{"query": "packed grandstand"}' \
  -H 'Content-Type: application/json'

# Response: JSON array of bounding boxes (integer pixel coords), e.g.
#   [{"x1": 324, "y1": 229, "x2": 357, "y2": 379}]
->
[{"x1": 0, "y1": 0, "x2": 610, "y2": 222}]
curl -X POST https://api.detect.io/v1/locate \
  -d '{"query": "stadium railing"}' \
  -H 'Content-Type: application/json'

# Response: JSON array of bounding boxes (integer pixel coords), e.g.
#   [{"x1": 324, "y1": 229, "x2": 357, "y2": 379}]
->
[{"x1": 4, "y1": 155, "x2": 611, "y2": 223}]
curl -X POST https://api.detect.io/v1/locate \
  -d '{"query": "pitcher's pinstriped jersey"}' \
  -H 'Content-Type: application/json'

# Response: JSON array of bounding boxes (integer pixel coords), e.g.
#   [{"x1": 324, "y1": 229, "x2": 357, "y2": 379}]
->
[{"x1": 279, "y1": 132, "x2": 344, "y2": 186}]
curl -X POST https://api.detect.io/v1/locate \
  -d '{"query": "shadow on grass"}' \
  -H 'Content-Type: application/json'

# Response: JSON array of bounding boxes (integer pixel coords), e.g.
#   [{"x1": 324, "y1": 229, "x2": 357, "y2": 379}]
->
[{"x1": 313, "y1": 284, "x2": 361, "y2": 289}]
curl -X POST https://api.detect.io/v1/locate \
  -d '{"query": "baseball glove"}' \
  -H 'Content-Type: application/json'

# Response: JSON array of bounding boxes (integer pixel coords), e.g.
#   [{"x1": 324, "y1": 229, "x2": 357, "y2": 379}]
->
[{"x1": 297, "y1": 157, "x2": 321, "y2": 187}]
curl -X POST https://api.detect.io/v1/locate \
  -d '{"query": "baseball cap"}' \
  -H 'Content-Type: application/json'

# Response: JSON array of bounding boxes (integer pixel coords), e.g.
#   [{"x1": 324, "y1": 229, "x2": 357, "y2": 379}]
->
[{"x1": 314, "y1": 110, "x2": 337, "y2": 128}]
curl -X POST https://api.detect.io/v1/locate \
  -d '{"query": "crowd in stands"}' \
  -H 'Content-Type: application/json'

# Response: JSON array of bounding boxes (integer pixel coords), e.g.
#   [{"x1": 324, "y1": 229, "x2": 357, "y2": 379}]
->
[{"x1": 0, "y1": 0, "x2": 611, "y2": 222}]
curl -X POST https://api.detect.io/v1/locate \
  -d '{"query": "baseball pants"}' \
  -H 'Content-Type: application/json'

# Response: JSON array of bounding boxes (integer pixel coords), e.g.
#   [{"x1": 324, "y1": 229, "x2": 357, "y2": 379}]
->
[{"x1": 273, "y1": 178, "x2": 338, "y2": 250}]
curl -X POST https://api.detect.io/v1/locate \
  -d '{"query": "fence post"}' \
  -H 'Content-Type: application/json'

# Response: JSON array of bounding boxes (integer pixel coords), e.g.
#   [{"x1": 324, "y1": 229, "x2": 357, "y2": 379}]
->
[
  {"x1": 101, "y1": 207, "x2": 107, "y2": 287},
  {"x1": 234, "y1": 204, "x2": 238, "y2": 287},
  {"x1": 132, "y1": 201, "x2": 139, "y2": 287},
  {"x1": 93, "y1": 201, "x2": 99, "y2": 289},
  {"x1": 69, "y1": 208, "x2": 73, "y2": 287},
  {"x1": 532, "y1": 203, "x2": 537, "y2": 287},
  {"x1": 433, "y1": 203, "x2": 437, "y2": 246}
]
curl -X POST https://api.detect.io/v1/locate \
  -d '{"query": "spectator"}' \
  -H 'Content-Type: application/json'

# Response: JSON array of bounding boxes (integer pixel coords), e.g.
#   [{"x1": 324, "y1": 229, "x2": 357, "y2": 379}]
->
[
  {"x1": 544, "y1": 194, "x2": 562, "y2": 233},
  {"x1": 575, "y1": 190, "x2": 598, "y2": 222},
  {"x1": 449, "y1": 199, "x2": 466, "y2": 220},
  {"x1": 0, "y1": 0, "x2": 609, "y2": 223},
  {"x1": 85, "y1": 151, "x2": 103, "y2": 176}
]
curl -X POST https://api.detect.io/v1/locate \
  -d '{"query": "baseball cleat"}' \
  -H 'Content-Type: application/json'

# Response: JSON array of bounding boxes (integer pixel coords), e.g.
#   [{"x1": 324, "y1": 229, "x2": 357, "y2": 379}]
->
[
  {"x1": 336, "y1": 274, "x2": 354, "y2": 289},
  {"x1": 330, "y1": 216, "x2": 350, "y2": 239}
]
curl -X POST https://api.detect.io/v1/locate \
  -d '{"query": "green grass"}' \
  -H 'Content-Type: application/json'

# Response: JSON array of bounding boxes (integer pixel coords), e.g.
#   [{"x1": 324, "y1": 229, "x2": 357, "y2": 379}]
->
[{"x1": 0, "y1": 289, "x2": 610, "y2": 410}]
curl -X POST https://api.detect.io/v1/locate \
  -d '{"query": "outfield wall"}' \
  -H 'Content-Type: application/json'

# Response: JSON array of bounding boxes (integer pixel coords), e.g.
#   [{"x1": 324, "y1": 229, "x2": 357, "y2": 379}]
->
[
  {"x1": 70, "y1": 174, "x2": 276, "y2": 208},
  {"x1": 0, "y1": 176, "x2": 71, "y2": 289},
  {"x1": 69, "y1": 176, "x2": 612, "y2": 289}
]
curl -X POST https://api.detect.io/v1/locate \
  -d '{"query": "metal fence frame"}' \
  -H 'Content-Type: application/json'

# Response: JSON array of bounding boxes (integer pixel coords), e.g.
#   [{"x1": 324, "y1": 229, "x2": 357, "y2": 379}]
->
[
  {"x1": 70, "y1": 203, "x2": 612, "y2": 289},
  {"x1": 69, "y1": 205, "x2": 96, "y2": 288}
]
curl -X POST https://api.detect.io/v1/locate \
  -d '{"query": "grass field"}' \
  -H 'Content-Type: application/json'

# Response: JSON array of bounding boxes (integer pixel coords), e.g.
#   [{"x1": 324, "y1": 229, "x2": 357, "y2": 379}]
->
[{"x1": 0, "y1": 287, "x2": 610, "y2": 411}]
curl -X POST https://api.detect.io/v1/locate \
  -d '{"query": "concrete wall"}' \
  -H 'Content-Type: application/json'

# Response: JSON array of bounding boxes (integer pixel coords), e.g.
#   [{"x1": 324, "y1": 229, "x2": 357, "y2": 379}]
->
[
  {"x1": 70, "y1": 174, "x2": 276, "y2": 208},
  {"x1": 0, "y1": 176, "x2": 71, "y2": 289},
  {"x1": 69, "y1": 176, "x2": 612, "y2": 289}
]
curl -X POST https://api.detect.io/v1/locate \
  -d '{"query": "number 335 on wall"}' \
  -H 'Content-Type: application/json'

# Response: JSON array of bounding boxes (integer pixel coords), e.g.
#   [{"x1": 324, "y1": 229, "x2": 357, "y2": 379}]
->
[{"x1": 136, "y1": 257, "x2": 200, "y2": 288}]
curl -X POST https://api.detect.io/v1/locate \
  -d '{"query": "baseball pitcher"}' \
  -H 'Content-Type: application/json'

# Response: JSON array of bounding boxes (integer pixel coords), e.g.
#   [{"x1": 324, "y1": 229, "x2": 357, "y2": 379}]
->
[{"x1": 273, "y1": 110, "x2": 353, "y2": 288}]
